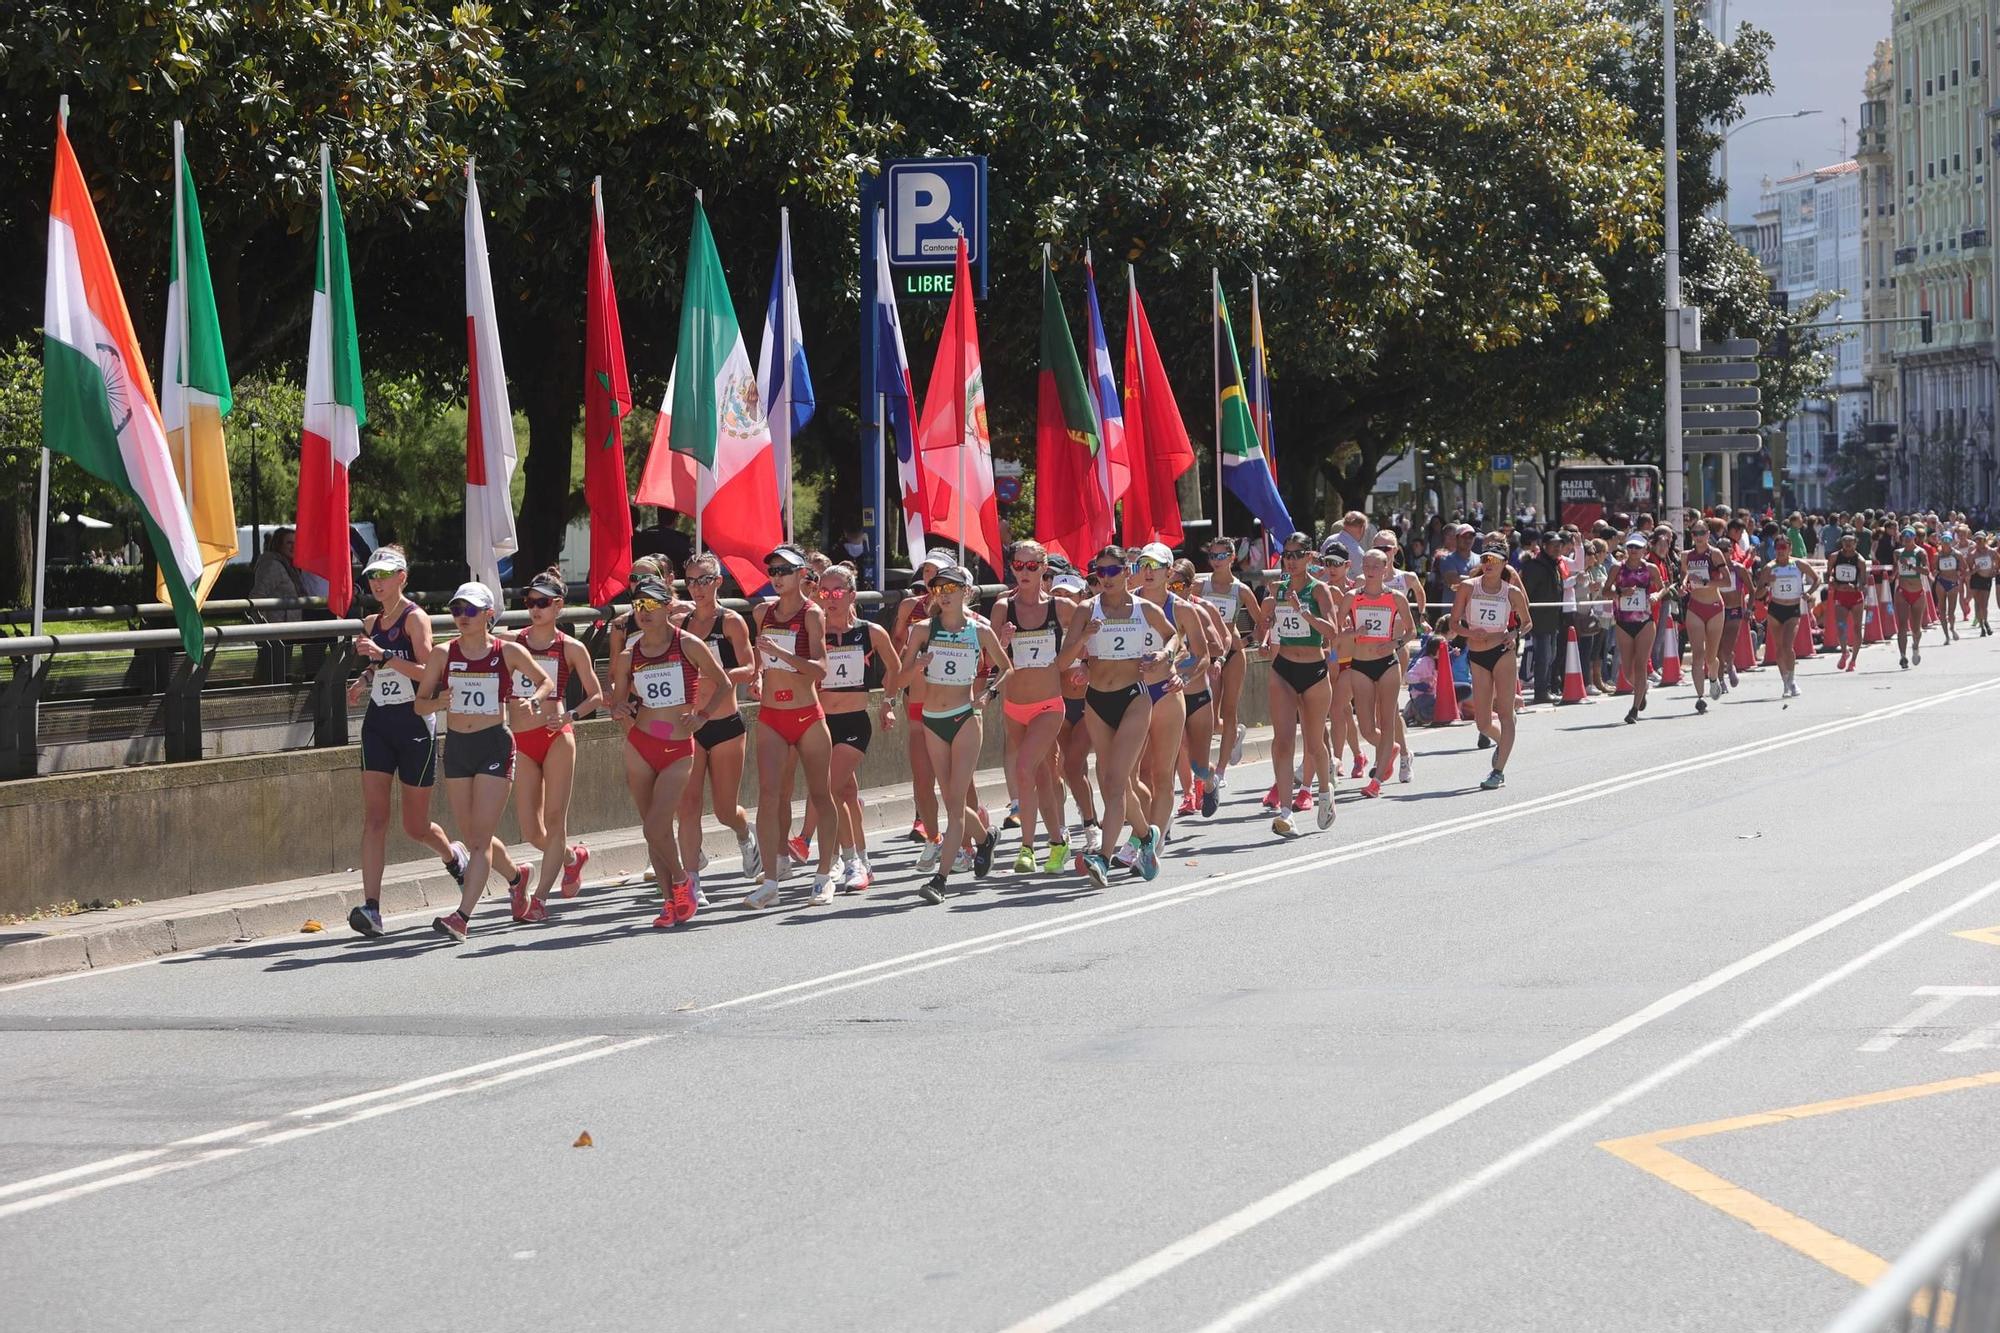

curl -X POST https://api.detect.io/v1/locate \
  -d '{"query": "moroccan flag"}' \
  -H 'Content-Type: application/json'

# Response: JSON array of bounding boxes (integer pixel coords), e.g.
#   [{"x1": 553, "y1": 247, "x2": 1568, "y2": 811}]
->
[
  {"x1": 1034, "y1": 252, "x2": 1109, "y2": 565},
  {"x1": 44, "y1": 116, "x2": 205, "y2": 660},
  {"x1": 583, "y1": 177, "x2": 633, "y2": 605},
  {"x1": 1216, "y1": 274, "x2": 1295, "y2": 539},
  {"x1": 159, "y1": 121, "x2": 235, "y2": 607},
  {"x1": 916, "y1": 237, "x2": 1004, "y2": 572},
  {"x1": 464, "y1": 161, "x2": 519, "y2": 596},
  {"x1": 1125, "y1": 269, "x2": 1194, "y2": 545},
  {"x1": 635, "y1": 199, "x2": 783, "y2": 595},
  {"x1": 296, "y1": 145, "x2": 364, "y2": 620}
]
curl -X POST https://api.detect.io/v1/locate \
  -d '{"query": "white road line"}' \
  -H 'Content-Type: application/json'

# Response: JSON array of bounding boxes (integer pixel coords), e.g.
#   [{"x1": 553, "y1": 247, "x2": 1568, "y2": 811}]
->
[
  {"x1": 0, "y1": 675, "x2": 1990, "y2": 1224},
  {"x1": 1182, "y1": 875, "x2": 2000, "y2": 1333},
  {"x1": 994, "y1": 836, "x2": 2000, "y2": 1333},
  {"x1": 0, "y1": 1149, "x2": 248, "y2": 1221},
  {"x1": 1859, "y1": 988, "x2": 2000, "y2": 1052}
]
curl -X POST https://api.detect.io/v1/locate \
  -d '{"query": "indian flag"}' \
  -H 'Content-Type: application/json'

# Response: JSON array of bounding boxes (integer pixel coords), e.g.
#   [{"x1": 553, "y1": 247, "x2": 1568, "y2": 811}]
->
[
  {"x1": 295, "y1": 145, "x2": 364, "y2": 620},
  {"x1": 44, "y1": 116, "x2": 205, "y2": 660},
  {"x1": 635, "y1": 199, "x2": 781, "y2": 594},
  {"x1": 160, "y1": 121, "x2": 236, "y2": 606}
]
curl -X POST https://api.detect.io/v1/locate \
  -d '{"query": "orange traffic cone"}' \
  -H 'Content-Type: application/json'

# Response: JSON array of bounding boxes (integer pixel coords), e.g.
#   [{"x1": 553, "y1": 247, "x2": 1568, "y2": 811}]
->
[
  {"x1": 1794, "y1": 605, "x2": 1815, "y2": 658},
  {"x1": 1761, "y1": 607, "x2": 1780, "y2": 666},
  {"x1": 1431, "y1": 638, "x2": 1459, "y2": 725},
  {"x1": 1733, "y1": 616, "x2": 1756, "y2": 671},
  {"x1": 1659, "y1": 622, "x2": 1683, "y2": 686},
  {"x1": 1864, "y1": 577, "x2": 1887, "y2": 643},
  {"x1": 1561, "y1": 627, "x2": 1586, "y2": 703}
]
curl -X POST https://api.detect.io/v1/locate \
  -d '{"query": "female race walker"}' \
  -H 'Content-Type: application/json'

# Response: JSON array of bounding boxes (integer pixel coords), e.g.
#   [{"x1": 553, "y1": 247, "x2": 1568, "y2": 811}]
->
[
  {"x1": 675, "y1": 552, "x2": 760, "y2": 901},
  {"x1": 894, "y1": 564, "x2": 1010, "y2": 902},
  {"x1": 1132, "y1": 543, "x2": 1205, "y2": 852},
  {"x1": 505, "y1": 568, "x2": 604, "y2": 920},
  {"x1": 416, "y1": 582, "x2": 553, "y2": 942},
  {"x1": 1172, "y1": 558, "x2": 1229, "y2": 819},
  {"x1": 1060, "y1": 546, "x2": 1177, "y2": 883},
  {"x1": 992, "y1": 541, "x2": 1072, "y2": 873},
  {"x1": 1933, "y1": 528, "x2": 1964, "y2": 643},
  {"x1": 748, "y1": 545, "x2": 842, "y2": 908},
  {"x1": 1612, "y1": 534, "x2": 1664, "y2": 724},
  {"x1": 1828, "y1": 528, "x2": 1870, "y2": 670},
  {"x1": 1968, "y1": 532, "x2": 1997, "y2": 636},
  {"x1": 347, "y1": 546, "x2": 468, "y2": 938},
  {"x1": 893, "y1": 551, "x2": 949, "y2": 861},
  {"x1": 1266, "y1": 533, "x2": 1341, "y2": 835},
  {"x1": 817, "y1": 562, "x2": 901, "y2": 892},
  {"x1": 1196, "y1": 536, "x2": 1259, "y2": 795},
  {"x1": 611, "y1": 574, "x2": 726, "y2": 927},
  {"x1": 1755, "y1": 543, "x2": 1820, "y2": 698},
  {"x1": 1451, "y1": 546, "x2": 1530, "y2": 790},
  {"x1": 1341, "y1": 550, "x2": 1414, "y2": 798},
  {"x1": 1679, "y1": 521, "x2": 1728, "y2": 712},
  {"x1": 1892, "y1": 526, "x2": 1933, "y2": 668}
]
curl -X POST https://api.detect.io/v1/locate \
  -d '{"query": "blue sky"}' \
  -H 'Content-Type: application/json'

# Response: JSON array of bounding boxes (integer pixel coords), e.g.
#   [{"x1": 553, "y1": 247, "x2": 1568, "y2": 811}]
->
[{"x1": 1722, "y1": 0, "x2": 1889, "y2": 223}]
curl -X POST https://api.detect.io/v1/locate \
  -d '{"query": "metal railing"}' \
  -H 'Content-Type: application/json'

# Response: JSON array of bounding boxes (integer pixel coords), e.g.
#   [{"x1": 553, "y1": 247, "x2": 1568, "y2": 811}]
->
[
  {"x1": 1823, "y1": 1166, "x2": 2000, "y2": 1333},
  {"x1": 0, "y1": 585, "x2": 970, "y2": 780}
]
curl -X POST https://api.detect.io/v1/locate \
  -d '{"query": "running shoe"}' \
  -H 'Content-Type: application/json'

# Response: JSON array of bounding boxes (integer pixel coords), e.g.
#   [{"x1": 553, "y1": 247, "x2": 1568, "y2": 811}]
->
[
  {"x1": 430, "y1": 911, "x2": 468, "y2": 942},
  {"x1": 787, "y1": 835, "x2": 811, "y2": 864},
  {"x1": 1200, "y1": 782, "x2": 1219, "y2": 819},
  {"x1": 1135, "y1": 830, "x2": 1160, "y2": 882},
  {"x1": 954, "y1": 847, "x2": 975, "y2": 873},
  {"x1": 915, "y1": 838, "x2": 943, "y2": 872},
  {"x1": 443, "y1": 841, "x2": 470, "y2": 885},
  {"x1": 807, "y1": 874, "x2": 837, "y2": 906},
  {"x1": 1081, "y1": 852, "x2": 1110, "y2": 888},
  {"x1": 842, "y1": 857, "x2": 874, "y2": 894},
  {"x1": 1914, "y1": 646, "x2": 1922, "y2": 665},
  {"x1": 508, "y1": 867, "x2": 533, "y2": 922},
  {"x1": 562, "y1": 844, "x2": 589, "y2": 897},
  {"x1": 1900, "y1": 656, "x2": 1909, "y2": 669},
  {"x1": 1361, "y1": 778, "x2": 1382, "y2": 798},
  {"x1": 1176, "y1": 788, "x2": 1198, "y2": 818},
  {"x1": 691, "y1": 877, "x2": 710, "y2": 910},
  {"x1": 1624, "y1": 706, "x2": 1638, "y2": 724},
  {"x1": 1003, "y1": 801, "x2": 1021, "y2": 830},
  {"x1": 1695, "y1": 697, "x2": 1707, "y2": 715},
  {"x1": 738, "y1": 836, "x2": 760, "y2": 879},
  {"x1": 1045, "y1": 842, "x2": 1071, "y2": 874},
  {"x1": 1350, "y1": 754, "x2": 1367, "y2": 780},
  {"x1": 523, "y1": 897, "x2": 548, "y2": 924},
  {"x1": 905, "y1": 820, "x2": 929, "y2": 842},
  {"x1": 1082, "y1": 824, "x2": 1102, "y2": 855},
  {"x1": 775, "y1": 854, "x2": 793, "y2": 881},
  {"x1": 1291, "y1": 787, "x2": 1313, "y2": 813},
  {"x1": 1477, "y1": 732, "x2": 1493, "y2": 751},
  {"x1": 1480, "y1": 769, "x2": 1505, "y2": 791},
  {"x1": 918, "y1": 873, "x2": 947, "y2": 905},
  {"x1": 672, "y1": 876, "x2": 699, "y2": 924},
  {"x1": 1213, "y1": 768, "x2": 1228, "y2": 792},
  {"x1": 1114, "y1": 838, "x2": 1140, "y2": 869},
  {"x1": 744, "y1": 881, "x2": 781, "y2": 910},
  {"x1": 1846, "y1": 655, "x2": 1858, "y2": 672},
  {"x1": 1316, "y1": 788, "x2": 1335, "y2": 830},
  {"x1": 1231, "y1": 723, "x2": 1246, "y2": 765},
  {"x1": 1271, "y1": 815, "x2": 1298, "y2": 838},
  {"x1": 348, "y1": 903, "x2": 384, "y2": 938},
  {"x1": 1261, "y1": 785, "x2": 1281, "y2": 811},
  {"x1": 1013, "y1": 846, "x2": 1037, "y2": 875},
  {"x1": 1398, "y1": 750, "x2": 1412, "y2": 784}
]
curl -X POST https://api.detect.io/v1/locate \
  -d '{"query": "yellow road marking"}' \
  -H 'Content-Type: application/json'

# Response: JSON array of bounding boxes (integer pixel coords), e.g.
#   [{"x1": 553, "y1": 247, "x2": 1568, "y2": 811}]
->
[
  {"x1": 1952, "y1": 924, "x2": 2000, "y2": 948},
  {"x1": 1599, "y1": 1071, "x2": 2000, "y2": 1322}
]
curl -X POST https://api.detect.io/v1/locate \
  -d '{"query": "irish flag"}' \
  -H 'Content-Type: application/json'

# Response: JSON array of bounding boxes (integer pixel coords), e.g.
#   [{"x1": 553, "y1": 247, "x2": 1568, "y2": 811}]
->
[
  {"x1": 296, "y1": 146, "x2": 364, "y2": 619},
  {"x1": 160, "y1": 121, "x2": 236, "y2": 606},
  {"x1": 44, "y1": 115, "x2": 205, "y2": 660},
  {"x1": 635, "y1": 199, "x2": 782, "y2": 594}
]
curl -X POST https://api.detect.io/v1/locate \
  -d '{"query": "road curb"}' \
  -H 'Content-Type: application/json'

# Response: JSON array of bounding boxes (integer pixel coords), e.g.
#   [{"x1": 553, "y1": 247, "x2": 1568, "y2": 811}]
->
[{"x1": 0, "y1": 727, "x2": 1277, "y2": 985}]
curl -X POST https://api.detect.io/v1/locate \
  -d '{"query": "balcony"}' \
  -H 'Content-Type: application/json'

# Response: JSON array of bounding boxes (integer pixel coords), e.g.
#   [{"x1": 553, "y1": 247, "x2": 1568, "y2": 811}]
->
[
  {"x1": 1895, "y1": 246, "x2": 1918, "y2": 265},
  {"x1": 1965, "y1": 228, "x2": 1990, "y2": 250}
]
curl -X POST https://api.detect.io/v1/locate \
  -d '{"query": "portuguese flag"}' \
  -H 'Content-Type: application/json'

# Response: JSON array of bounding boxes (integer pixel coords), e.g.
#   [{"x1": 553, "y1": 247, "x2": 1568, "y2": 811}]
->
[{"x1": 44, "y1": 116, "x2": 205, "y2": 660}]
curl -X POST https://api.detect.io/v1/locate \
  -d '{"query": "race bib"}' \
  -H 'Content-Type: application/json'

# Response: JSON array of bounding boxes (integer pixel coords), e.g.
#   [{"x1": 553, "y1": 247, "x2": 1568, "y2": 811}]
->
[
  {"x1": 633, "y1": 662, "x2": 687, "y2": 709},
  {"x1": 1939, "y1": 555, "x2": 1959, "y2": 573},
  {"x1": 1686, "y1": 565, "x2": 1709, "y2": 589},
  {"x1": 1771, "y1": 569, "x2": 1803, "y2": 600},
  {"x1": 825, "y1": 646, "x2": 867, "y2": 689},
  {"x1": 449, "y1": 672, "x2": 502, "y2": 717},
  {"x1": 1089, "y1": 621, "x2": 1144, "y2": 660},
  {"x1": 1835, "y1": 563, "x2": 1858, "y2": 584},
  {"x1": 513, "y1": 652, "x2": 560, "y2": 700},
  {"x1": 925, "y1": 643, "x2": 979, "y2": 684},
  {"x1": 1898, "y1": 553, "x2": 1923, "y2": 578},
  {"x1": 1979, "y1": 556, "x2": 1995, "y2": 574},
  {"x1": 1618, "y1": 588, "x2": 1649, "y2": 615},
  {"x1": 758, "y1": 631, "x2": 795, "y2": 672},
  {"x1": 1010, "y1": 629, "x2": 1056, "y2": 668},
  {"x1": 1354, "y1": 606, "x2": 1392, "y2": 639},
  {"x1": 1273, "y1": 604, "x2": 1309, "y2": 639},
  {"x1": 370, "y1": 668, "x2": 414, "y2": 707},
  {"x1": 1201, "y1": 592, "x2": 1239, "y2": 624},
  {"x1": 1466, "y1": 595, "x2": 1508, "y2": 631}
]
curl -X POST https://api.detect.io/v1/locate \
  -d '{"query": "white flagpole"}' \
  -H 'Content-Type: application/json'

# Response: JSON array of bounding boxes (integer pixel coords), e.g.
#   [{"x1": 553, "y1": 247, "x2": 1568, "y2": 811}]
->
[
  {"x1": 955, "y1": 244, "x2": 966, "y2": 567},
  {"x1": 1249, "y1": 270, "x2": 1262, "y2": 456},
  {"x1": 173, "y1": 120, "x2": 193, "y2": 512},
  {"x1": 33, "y1": 96, "x2": 66, "y2": 652},
  {"x1": 1212, "y1": 267, "x2": 1224, "y2": 541}
]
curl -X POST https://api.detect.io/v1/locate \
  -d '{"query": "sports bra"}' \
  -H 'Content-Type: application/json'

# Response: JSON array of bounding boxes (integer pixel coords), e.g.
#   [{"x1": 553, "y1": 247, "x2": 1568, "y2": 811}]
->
[
  {"x1": 1141, "y1": 592, "x2": 1177, "y2": 654},
  {"x1": 1831, "y1": 551, "x2": 1865, "y2": 583},
  {"x1": 1767, "y1": 564, "x2": 1805, "y2": 602},
  {"x1": 689, "y1": 607, "x2": 740, "y2": 671},
  {"x1": 1198, "y1": 575, "x2": 1242, "y2": 628},
  {"x1": 1272, "y1": 581, "x2": 1326, "y2": 648},
  {"x1": 1463, "y1": 585, "x2": 1512, "y2": 635},
  {"x1": 1005, "y1": 596, "x2": 1061, "y2": 670},
  {"x1": 924, "y1": 619, "x2": 981, "y2": 687},
  {"x1": 1350, "y1": 590, "x2": 1396, "y2": 645},
  {"x1": 824, "y1": 623, "x2": 882, "y2": 693},
  {"x1": 513, "y1": 627, "x2": 571, "y2": 702},
  {"x1": 1613, "y1": 564, "x2": 1655, "y2": 621},
  {"x1": 757, "y1": 601, "x2": 810, "y2": 669},
  {"x1": 629, "y1": 630, "x2": 692, "y2": 711},
  {"x1": 366, "y1": 603, "x2": 422, "y2": 711},
  {"x1": 445, "y1": 638, "x2": 512, "y2": 717},
  {"x1": 1085, "y1": 596, "x2": 1147, "y2": 661}
]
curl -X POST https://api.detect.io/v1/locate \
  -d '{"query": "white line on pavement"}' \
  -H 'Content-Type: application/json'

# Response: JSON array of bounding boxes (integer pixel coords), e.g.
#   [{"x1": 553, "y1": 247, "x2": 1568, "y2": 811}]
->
[
  {"x1": 1182, "y1": 874, "x2": 2000, "y2": 1333},
  {"x1": 991, "y1": 838, "x2": 2000, "y2": 1333}
]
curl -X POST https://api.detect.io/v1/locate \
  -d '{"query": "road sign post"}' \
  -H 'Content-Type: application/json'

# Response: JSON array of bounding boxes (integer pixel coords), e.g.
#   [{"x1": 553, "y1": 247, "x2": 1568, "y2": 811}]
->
[{"x1": 1681, "y1": 339, "x2": 1764, "y2": 483}]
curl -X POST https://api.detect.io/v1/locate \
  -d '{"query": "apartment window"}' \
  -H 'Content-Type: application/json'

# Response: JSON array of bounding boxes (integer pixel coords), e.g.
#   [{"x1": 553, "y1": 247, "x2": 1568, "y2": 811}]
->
[
  {"x1": 1980, "y1": 147, "x2": 1987, "y2": 163},
  {"x1": 1908, "y1": 168, "x2": 1916, "y2": 185},
  {"x1": 1929, "y1": 161, "x2": 1937, "y2": 178},
  {"x1": 1975, "y1": 59, "x2": 1984, "y2": 75},
  {"x1": 1956, "y1": 153, "x2": 1964, "y2": 170},
  {"x1": 1927, "y1": 78, "x2": 1934, "y2": 94},
  {"x1": 1953, "y1": 69, "x2": 1961, "y2": 86},
  {"x1": 1906, "y1": 86, "x2": 1916, "y2": 103}
]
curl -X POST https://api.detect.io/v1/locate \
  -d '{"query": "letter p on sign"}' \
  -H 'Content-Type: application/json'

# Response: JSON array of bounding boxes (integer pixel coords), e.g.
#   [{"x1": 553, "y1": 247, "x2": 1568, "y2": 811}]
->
[{"x1": 894, "y1": 172, "x2": 950, "y2": 259}]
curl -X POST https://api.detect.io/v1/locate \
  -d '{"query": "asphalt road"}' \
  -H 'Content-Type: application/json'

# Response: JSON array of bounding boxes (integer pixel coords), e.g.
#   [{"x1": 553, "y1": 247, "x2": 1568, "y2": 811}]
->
[{"x1": 4, "y1": 634, "x2": 2000, "y2": 1333}]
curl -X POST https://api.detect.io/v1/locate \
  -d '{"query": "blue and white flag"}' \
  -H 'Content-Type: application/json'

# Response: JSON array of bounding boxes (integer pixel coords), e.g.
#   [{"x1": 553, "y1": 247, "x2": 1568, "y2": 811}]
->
[
  {"x1": 872, "y1": 218, "x2": 924, "y2": 558},
  {"x1": 757, "y1": 209, "x2": 814, "y2": 536}
]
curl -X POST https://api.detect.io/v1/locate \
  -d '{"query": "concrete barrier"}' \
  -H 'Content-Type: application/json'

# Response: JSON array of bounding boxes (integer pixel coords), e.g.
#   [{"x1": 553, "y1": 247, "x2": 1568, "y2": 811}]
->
[{"x1": 1, "y1": 668, "x2": 1275, "y2": 919}]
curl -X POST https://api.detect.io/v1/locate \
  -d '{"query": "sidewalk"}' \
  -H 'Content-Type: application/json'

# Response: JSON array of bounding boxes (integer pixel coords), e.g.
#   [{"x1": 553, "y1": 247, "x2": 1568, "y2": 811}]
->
[{"x1": 0, "y1": 729, "x2": 1277, "y2": 985}]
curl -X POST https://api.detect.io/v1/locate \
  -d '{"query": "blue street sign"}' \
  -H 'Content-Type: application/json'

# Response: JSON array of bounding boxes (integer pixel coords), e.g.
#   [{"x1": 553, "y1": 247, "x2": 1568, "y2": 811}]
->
[
  {"x1": 1490, "y1": 453, "x2": 1513, "y2": 473},
  {"x1": 884, "y1": 156, "x2": 988, "y2": 299}
]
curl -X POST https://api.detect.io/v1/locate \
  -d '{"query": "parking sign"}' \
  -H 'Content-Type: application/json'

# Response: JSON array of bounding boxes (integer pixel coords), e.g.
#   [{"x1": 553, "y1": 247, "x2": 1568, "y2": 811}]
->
[{"x1": 883, "y1": 157, "x2": 987, "y2": 300}]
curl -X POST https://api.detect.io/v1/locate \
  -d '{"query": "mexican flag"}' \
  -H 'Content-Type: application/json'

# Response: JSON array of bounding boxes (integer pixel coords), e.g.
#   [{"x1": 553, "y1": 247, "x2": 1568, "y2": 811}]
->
[
  {"x1": 44, "y1": 116, "x2": 205, "y2": 661},
  {"x1": 159, "y1": 121, "x2": 236, "y2": 607},
  {"x1": 296, "y1": 146, "x2": 364, "y2": 620},
  {"x1": 635, "y1": 200, "x2": 782, "y2": 594}
]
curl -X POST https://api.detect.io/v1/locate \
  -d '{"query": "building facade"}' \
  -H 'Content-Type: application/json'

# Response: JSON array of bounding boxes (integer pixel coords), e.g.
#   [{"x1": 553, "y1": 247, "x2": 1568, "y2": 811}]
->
[
  {"x1": 1859, "y1": 40, "x2": 1901, "y2": 458},
  {"x1": 1890, "y1": 0, "x2": 1997, "y2": 512}
]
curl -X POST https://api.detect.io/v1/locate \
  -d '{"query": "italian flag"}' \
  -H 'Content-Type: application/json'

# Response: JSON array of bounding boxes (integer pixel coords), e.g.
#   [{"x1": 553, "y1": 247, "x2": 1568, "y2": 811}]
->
[
  {"x1": 635, "y1": 200, "x2": 782, "y2": 594},
  {"x1": 160, "y1": 121, "x2": 236, "y2": 606},
  {"x1": 44, "y1": 116, "x2": 205, "y2": 661},
  {"x1": 296, "y1": 146, "x2": 364, "y2": 620}
]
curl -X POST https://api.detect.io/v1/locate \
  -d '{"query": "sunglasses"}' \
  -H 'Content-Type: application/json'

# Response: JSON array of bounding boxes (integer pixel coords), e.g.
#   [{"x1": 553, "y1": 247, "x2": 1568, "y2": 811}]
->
[
  {"x1": 1169, "y1": 579, "x2": 1191, "y2": 592},
  {"x1": 931, "y1": 580, "x2": 966, "y2": 594},
  {"x1": 1207, "y1": 549, "x2": 1233, "y2": 560},
  {"x1": 765, "y1": 566, "x2": 796, "y2": 578},
  {"x1": 632, "y1": 596, "x2": 667, "y2": 614},
  {"x1": 523, "y1": 595, "x2": 557, "y2": 610},
  {"x1": 1282, "y1": 549, "x2": 1310, "y2": 559},
  {"x1": 449, "y1": 602, "x2": 482, "y2": 618},
  {"x1": 1012, "y1": 561, "x2": 1044, "y2": 573},
  {"x1": 1094, "y1": 564, "x2": 1127, "y2": 578},
  {"x1": 689, "y1": 574, "x2": 720, "y2": 587},
  {"x1": 822, "y1": 586, "x2": 852, "y2": 599},
  {"x1": 1137, "y1": 557, "x2": 1169, "y2": 571}
]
